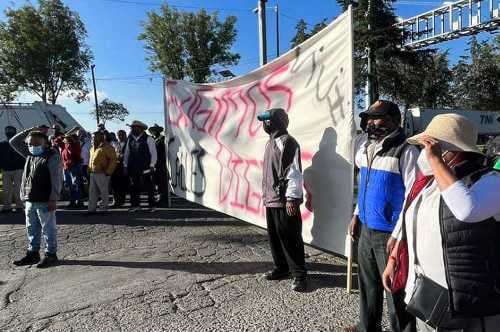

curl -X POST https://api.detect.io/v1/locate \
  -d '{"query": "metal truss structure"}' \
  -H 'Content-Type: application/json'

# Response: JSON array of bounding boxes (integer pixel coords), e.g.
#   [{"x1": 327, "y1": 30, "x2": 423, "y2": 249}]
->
[{"x1": 399, "y1": 0, "x2": 500, "y2": 48}]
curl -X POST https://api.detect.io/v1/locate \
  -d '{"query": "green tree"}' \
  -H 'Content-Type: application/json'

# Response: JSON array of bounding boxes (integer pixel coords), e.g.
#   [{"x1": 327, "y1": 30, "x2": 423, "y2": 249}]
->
[
  {"x1": 451, "y1": 36, "x2": 500, "y2": 110},
  {"x1": 380, "y1": 51, "x2": 453, "y2": 108},
  {"x1": 310, "y1": 19, "x2": 328, "y2": 35},
  {"x1": 334, "y1": 0, "x2": 442, "y2": 107},
  {"x1": 290, "y1": 18, "x2": 328, "y2": 48},
  {"x1": 94, "y1": 98, "x2": 129, "y2": 126},
  {"x1": 0, "y1": 69, "x2": 18, "y2": 103},
  {"x1": 0, "y1": 0, "x2": 93, "y2": 105},
  {"x1": 291, "y1": 19, "x2": 310, "y2": 48},
  {"x1": 139, "y1": 4, "x2": 240, "y2": 83}
]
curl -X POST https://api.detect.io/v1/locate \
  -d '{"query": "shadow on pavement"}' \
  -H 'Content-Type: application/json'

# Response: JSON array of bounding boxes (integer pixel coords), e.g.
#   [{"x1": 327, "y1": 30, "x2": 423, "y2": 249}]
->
[
  {"x1": 0, "y1": 195, "x2": 244, "y2": 226},
  {"x1": 57, "y1": 259, "x2": 356, "y2": 290},
  {"x1": 0, "y1": 209, "x2": 245, "y2": 227},
  {"x1": 187, "y1": 233, "x2": 268, "y2": 244}
]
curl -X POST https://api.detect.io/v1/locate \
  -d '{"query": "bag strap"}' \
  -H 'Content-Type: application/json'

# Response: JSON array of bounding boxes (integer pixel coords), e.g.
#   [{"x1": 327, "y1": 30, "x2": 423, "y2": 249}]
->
[
  {"x1": 400, "y1": 171, "x2": 434, "y2": 240},
  {"x1": 408, "y1": 172, "x2": 435, "y2": 272}
]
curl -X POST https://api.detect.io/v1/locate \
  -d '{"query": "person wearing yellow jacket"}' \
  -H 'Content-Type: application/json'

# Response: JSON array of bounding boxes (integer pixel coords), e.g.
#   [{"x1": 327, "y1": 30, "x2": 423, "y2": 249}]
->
[{"x1": 88, "y1": 131, "x2": 117, "y2": 213}]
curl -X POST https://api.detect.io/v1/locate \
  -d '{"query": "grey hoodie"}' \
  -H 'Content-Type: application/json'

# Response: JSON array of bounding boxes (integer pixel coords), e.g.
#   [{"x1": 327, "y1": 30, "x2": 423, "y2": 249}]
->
[{"x1": 262, "y1": 109, "x2": 303, "y2": 208}]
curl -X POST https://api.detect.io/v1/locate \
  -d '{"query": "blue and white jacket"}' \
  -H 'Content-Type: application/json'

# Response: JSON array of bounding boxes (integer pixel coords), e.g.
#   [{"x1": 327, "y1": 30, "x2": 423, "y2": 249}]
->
[{"x1": 354, "y1": 129, "x2": 418, "y2": 233}]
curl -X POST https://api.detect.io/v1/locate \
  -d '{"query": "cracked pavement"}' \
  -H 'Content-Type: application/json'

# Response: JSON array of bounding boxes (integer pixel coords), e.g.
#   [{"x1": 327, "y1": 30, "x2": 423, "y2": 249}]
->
[{"x1": 0, "y1": 197, "x2": 388, "y2": 331}]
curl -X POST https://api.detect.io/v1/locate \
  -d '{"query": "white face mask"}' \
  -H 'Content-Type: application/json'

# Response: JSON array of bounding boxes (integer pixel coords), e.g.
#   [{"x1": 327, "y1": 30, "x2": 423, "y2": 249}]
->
[{"x1": 417, "y1": 150, "x2": 434, "y2": 176}]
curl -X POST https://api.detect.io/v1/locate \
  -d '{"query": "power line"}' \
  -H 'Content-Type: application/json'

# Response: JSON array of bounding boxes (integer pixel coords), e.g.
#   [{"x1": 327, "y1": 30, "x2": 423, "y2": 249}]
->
[
  {"x1": 95, "y1": 55, "x2": 270, "y2": 82},
  {"x1": 397, "y1": 1, "x2": 452, "y2": 5},
  {"x1": 101, "y1": 0, "x2": 254, "y2": 13}
]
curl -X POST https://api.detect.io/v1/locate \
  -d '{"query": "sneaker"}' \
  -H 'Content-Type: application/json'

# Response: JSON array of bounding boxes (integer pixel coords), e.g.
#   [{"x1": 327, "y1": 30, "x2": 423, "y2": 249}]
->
[
  {"x1": 75, "y1": 202, "x2": 85, "y2": 209},
  {"x1": 66, "y1": 202, "x2": 77, "y2": 209},
  {"x1": 262, "y1": 269, "x2": 290, "y2": 281},
  {"x1": 291, "y1": 278, "x2": 307, "y2": 292},
  {"x1": 37, "y1": 253, "x2": 58, "y2": 268},
  {"x1": 13, "y1": 251, "x2": 40, "y2": 266}
]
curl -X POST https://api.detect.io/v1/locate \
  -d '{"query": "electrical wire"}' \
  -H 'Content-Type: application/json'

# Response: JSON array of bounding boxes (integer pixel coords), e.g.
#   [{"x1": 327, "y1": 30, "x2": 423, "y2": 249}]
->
[
  {"x1": 101, "y1": 0, "x2": 254, "y2": 13},
  {"x1": 94, "y1": 55, "x2": 269, "y2": 82}
]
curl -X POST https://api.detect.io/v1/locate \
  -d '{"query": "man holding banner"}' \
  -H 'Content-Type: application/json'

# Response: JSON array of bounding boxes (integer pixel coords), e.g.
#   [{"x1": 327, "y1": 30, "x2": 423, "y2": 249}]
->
[
  {"x1": 258, "y1": 108, "x2": 307, "y2": 292},
  {"x1": 346, "y1": 101, "x2": 418, "y2": 332}
]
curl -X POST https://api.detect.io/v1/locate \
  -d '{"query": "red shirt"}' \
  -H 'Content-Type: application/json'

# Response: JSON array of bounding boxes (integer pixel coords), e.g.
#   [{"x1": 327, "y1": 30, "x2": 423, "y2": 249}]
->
[{"x1": 61, "y1": 142, "x2": 82, "y2": 170}]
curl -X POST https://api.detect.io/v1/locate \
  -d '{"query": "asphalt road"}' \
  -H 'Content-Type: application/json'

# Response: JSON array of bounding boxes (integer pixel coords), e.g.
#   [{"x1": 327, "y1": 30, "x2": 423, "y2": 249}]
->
[{"x1": 0, "y1": 197, "x2": 389, "y2": 332}]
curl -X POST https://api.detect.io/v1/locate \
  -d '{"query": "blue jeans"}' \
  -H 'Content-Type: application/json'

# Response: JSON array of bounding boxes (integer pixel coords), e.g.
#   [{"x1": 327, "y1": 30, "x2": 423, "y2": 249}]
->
[
  {"x1": 25, "y1": 202, "x2": 57, "y2": 254},
  {"x1": 64, "y1": 165, "x2": 81, "y2": 203}
]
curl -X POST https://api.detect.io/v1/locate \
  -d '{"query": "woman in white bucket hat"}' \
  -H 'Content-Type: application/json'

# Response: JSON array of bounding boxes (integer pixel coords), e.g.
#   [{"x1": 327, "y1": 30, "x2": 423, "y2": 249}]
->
[{"x1": 382, "y1": 113, "x2": 500, "y2": 332}]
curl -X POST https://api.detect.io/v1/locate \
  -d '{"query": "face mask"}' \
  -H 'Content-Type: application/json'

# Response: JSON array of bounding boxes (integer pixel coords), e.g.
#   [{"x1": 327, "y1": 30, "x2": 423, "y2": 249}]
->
[
  {"x1": 366, "y1": 123, "x2": 391, "y2": 140},
  {"x1": 263, "y1": 121, "x2": 276, "y2": 135},
  {"x1": 417, "y1": 150, "x2": 434, "y2": 176},
  {"x1": 5, "y1": 132, "x2": 15, "y2": 139},
  {"x1": 29, "y1": 145, "x2": 44, "y2": 156}
]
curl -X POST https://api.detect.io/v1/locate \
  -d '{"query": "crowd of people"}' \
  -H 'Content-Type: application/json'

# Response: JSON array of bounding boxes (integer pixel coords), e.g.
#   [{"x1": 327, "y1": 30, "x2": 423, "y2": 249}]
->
[
  {"x1": 0, "y1": 120, "x2": 168, "y2": 267},
  {"x1": 1, "y1": 120, "x2": 168, "y2": 214},
  {"x1": 1, "y1": 100, "x2": 500, "y2": 332}
]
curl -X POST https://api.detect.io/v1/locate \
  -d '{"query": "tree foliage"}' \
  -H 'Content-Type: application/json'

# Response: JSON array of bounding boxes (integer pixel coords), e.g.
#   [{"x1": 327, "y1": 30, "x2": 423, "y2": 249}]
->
[
  {"x1": 380, "y1": 51, "x2": 453, "y2": 108},
  {"x1": 451, "y1": 36, "x2": 500, "y2": 111},
  {"x1": 0, "y1": 0, "x2": 93, "y2": 104},
  {"x1": 289, "y1": 1, "x2": 461, "y2": 109},
  {"x1": 0, "y1": 68, "x2": 17, "y2": 103},
  {"x1": 290, "y1": 18, "x2": 328, "y2": 48},
  {"x1": 94, "y1": 98, "x2": 129, "y2": 126},
  {"x1": 337, "y1": 0, "x2": 438, "y2": 103},
  {"x1": 139, "y1": 4, "x2": 240, "y2": 83}
]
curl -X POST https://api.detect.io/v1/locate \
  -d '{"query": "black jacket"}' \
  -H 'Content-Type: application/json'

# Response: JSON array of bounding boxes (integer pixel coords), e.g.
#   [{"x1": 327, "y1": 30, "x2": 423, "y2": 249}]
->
[
  {"x1": 0, "y1": 140, "x2": 25, "y2": 171},
  {"x1": 440, "y1": 160, "x2": 500, "y2": 318}
]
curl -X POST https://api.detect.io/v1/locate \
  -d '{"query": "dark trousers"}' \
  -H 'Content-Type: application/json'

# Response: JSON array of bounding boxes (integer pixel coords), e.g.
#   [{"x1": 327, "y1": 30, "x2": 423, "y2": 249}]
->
[
  {"x1": 154, "y1": 167, "x2": 169, "y2": 202},
  {"x1": 266, "y1": 207, "x2": 307, "y2": 279},
  {"x1": 79, "y1": 165, "x2": 89, "y2": 197},
  {"x1": 358, "y1": 224, "x2": 415, "y2": 332},
  {"x1": 129, "y1": 173, "x2": 155, "y2": 208},
  {"x1": 64, "y1": 164, "x2": 82, "y2": 203},
  {"x1": 111, "y1": 163, "x2": 129, "y2": 206}
]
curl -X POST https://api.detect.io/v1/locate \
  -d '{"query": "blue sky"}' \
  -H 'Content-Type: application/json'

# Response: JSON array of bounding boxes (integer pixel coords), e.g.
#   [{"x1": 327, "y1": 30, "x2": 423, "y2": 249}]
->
[{"x1": 0, "y1": 0, "x2": 497, "y2": 133}]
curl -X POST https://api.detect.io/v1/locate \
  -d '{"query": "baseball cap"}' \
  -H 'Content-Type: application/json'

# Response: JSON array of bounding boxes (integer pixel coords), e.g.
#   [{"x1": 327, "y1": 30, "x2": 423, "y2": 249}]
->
[{"x1": 359, "y1": 100, "x2": 400, "y2": 119}]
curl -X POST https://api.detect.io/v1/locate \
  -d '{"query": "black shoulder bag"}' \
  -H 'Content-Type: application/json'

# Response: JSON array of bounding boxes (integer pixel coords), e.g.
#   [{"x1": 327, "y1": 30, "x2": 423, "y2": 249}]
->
[{"x1": 406, "y1": 194, "x2": 450, "y2": 329}]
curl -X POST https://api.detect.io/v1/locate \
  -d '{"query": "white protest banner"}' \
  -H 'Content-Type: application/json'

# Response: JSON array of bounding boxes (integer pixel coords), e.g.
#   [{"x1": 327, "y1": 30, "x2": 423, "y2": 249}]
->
[{"x1": 164, "y1": 7, "x2": 355, "y2": 255}]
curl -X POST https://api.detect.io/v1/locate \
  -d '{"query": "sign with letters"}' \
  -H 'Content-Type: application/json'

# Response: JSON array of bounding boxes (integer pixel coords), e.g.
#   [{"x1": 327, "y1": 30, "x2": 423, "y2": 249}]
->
[{"x1": 164, "y1": 7, "x2": 355, "y2": 254}]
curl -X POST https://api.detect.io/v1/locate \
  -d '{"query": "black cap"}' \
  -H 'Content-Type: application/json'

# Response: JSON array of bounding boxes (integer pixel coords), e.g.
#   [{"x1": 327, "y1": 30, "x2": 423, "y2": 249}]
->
[{"x1": 359, "y1": 100, "x2": 400, "y2": 119}]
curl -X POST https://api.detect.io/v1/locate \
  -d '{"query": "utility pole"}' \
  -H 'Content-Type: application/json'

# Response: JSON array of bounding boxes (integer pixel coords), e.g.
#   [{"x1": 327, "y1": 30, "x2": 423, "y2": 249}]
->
[
  {"x1": 366, "y1": 0, "x2": 378, "y2": 107},
  {"x1": 257, "y1": 0, "x2": 268, "y2": 66},
  {"x1": 90, "y1": 64, "x2": 100, "y2": 126},
  {"x1": 275, "y1": 4, "x2": 280, "y2": 58}
]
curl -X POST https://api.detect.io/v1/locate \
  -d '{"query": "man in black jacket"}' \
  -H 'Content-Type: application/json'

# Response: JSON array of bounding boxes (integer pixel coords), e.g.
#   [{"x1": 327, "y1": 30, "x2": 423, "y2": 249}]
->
[
  {"x1": 258, "y1": 108, "x2": 307, "y2": 292},
  {"x1": 148, "y1": 124, "x2": 169, "y2": 206},
  {"x1": 10, "y1": 127, "x2": 63, "y2": 268},
  {"x1": 123, "y1": 121, "x2": 157, "y2": 212},
  {"x1": 0, "y1": 126, "x2": 26, "y2": 213}
]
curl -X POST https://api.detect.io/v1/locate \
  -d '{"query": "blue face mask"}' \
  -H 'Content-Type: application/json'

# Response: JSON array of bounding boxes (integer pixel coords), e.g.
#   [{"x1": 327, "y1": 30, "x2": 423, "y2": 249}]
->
[{"x1": 28, "y1": 145, "x2": 44, "y2": 156}]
